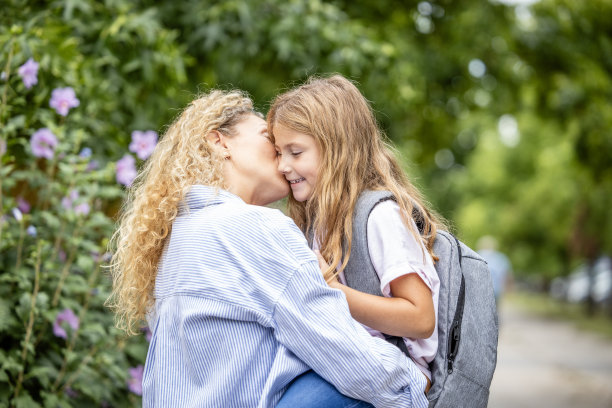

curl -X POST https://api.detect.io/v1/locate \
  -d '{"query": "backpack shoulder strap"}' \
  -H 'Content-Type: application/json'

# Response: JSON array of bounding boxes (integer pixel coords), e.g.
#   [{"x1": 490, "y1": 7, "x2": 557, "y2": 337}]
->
[
  {"x1": 343, "y1": 190, "x2": 395, "y2": 296},
  {"x1": 344, "y1": 190, "x2": 410, "y2": 356}
]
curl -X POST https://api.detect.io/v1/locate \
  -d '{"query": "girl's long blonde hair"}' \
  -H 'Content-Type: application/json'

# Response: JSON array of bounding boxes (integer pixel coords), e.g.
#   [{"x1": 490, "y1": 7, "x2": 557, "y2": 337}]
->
[
  {"x1": 268, "y1": 75, "x2": 446, "y2": 281},
  {"x1": 107, "y1": 90, "x2": 257, "y2": 335}
]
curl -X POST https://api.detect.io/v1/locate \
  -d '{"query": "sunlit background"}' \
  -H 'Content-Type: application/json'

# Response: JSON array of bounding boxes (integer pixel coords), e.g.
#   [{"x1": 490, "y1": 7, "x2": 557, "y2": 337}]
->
[{"x1": 1, "y1": 0, "x2": 610, "y2": 406}]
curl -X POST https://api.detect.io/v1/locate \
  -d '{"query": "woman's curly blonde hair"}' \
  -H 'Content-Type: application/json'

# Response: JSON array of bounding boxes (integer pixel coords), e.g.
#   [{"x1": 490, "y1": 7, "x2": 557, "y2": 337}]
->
[{"x1": 107, "y1": 90, "x2": 257, "y2": 335}]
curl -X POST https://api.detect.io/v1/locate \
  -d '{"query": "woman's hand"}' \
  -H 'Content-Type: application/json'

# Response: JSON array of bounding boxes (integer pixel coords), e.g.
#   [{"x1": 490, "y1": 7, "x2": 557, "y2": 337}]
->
[{"x1": 314, "y1": 250, "x2": 342, "y2": 288}]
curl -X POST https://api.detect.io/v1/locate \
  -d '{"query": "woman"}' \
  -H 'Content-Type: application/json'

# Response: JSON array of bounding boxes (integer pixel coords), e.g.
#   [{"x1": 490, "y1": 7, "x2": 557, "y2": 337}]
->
[{"x1": 107, "y1": 90, "x2": 428, "y2": 407}]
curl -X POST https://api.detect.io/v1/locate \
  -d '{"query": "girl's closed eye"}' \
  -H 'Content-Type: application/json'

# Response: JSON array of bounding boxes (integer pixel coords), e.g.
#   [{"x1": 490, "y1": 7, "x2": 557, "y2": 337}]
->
[{"x1": 291, "y1": 151, "x2": 302, "y2": 157}]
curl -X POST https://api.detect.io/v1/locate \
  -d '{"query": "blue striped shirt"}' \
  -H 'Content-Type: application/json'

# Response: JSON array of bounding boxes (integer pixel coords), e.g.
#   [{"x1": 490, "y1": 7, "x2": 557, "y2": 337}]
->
[{"x1": 143, "y1": 185, "x2": 428, "y2": 408}]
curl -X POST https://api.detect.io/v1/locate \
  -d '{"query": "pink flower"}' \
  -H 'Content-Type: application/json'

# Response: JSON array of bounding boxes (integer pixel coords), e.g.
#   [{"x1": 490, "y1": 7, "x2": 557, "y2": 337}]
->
[
  {"x1": 61, "y1": 190, "x2": 90, "y2": 216},
  {"x1": 141, "y1": 326, "x2": 152, "y2": 342},
  {"x1": 61, "y1": 189, "x2": 80, "y2": 210},
  {"x1": 53, "y1": 308, "x2": 79, "y2": 339},
  {"x1": 129, "y1": 130, "x2": 158, "y2": 160},
  {"x1": 127, "y1": 365, "x2": 144, "y2": 395},
  {"x1": 74, "y1": 202, "x2": 90, "y2": 216},
  {"x1": 30, "y1": 128, "x2": 58, "y2": 159},
  {"x1": 18, "y1": 58, "x2": 39, "y2": 89},
  {"x1": 86, "y1": 160, "x2": 99, "y2": 171},
  {"x1": 17, "y1": 197, "x2": 30, "y2": 213},
  {"x1": 116, "y1": 154, "x2": 137, "y2": 187},
  {"x1": 49, "y1": 87, "x2": 80, "y2": 116}
]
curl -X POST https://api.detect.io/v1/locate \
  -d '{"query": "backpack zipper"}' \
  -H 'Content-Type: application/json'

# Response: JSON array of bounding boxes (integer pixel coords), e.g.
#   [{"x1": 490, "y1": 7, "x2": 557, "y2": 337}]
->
[
  {"x1": 447, "y1": 319, "x2": 461, "y2": 374},
  {"x1": 447, "y1": 237, "x2": 465, "y2": 375}
]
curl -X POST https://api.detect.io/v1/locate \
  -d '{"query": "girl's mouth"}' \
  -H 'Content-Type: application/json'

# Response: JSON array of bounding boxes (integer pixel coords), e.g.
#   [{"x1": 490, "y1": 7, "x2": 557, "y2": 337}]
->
[{"x1": 289, "y1": 177, "x2": 305, "y2": 185}]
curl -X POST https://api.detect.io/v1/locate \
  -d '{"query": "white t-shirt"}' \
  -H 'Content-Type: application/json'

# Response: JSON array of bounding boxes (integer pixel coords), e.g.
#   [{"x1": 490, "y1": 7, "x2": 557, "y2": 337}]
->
[{"x1": 330, "y1": 200, "x2": 440, "y2": 380}]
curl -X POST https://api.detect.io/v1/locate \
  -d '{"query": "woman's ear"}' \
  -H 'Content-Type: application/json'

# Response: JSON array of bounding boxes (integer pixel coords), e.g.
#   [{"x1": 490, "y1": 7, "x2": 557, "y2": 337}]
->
[
  {"x1": 206, "y1": 130, "x2": 231, "y2": 159},
  {"x1": 206, "y1": 130, "x2": 224, "y2": 147}
]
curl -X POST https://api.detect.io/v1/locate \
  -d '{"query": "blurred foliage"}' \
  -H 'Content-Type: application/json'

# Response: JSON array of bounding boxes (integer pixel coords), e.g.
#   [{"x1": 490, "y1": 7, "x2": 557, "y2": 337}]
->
[
  {"x1": 449, "y1": 0, "x2": 612, "y2": 280},
  {"x1": 1, "y1": 0, "x2": 611, "y2": 404}
]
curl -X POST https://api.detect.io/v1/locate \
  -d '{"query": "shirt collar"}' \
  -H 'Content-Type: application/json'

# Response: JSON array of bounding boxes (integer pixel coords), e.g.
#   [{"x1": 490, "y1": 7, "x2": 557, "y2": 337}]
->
[{"x1": 179, "y1": 185, "x2": 244, "y2": 214}]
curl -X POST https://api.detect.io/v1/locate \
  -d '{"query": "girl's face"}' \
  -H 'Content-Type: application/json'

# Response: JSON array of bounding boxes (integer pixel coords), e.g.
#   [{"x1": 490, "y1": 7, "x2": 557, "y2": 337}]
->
[{"x1": 273, "y1": 123, "x2": 320, "y2": 202}]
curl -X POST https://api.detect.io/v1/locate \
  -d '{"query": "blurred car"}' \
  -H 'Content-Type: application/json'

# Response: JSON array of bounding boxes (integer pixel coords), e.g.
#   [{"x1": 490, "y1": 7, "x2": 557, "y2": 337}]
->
[
  {"x1": 550, "y1": 256, "x2": 612, "y2": 305},
  {"x1": 592, "y1": 257, "x2": 612, "y2": 304}
]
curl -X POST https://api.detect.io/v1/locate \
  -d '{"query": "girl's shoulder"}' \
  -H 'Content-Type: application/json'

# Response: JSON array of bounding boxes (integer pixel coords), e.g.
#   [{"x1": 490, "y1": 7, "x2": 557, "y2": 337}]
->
[
  {"x1": 366, "y1": 199, "x2": 417, "y2": 234},
  {"x1": 366, "y1": 199, "x2": 434, "y2": 265},
  {"x1": 368, "y1": 198, "x2": 401, "y2": 219}
]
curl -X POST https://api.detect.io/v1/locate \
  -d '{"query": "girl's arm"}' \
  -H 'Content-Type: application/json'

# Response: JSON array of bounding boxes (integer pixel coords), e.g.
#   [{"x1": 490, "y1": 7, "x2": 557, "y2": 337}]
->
[{"x1": 316, "y1": 251, "x2": 435, "y2": 339}]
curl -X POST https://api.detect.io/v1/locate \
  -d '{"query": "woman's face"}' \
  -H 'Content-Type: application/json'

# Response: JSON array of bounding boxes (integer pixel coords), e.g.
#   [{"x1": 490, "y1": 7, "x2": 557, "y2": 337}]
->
[{"x1": 224, "y1": 114, "x2": 290, "y2": 206}]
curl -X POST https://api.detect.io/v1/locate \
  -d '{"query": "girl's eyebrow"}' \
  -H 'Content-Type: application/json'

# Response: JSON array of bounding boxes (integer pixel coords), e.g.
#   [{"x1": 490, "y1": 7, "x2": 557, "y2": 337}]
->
[{"x1": 279, "y1": 142, "x2": 302, "y2": 149}]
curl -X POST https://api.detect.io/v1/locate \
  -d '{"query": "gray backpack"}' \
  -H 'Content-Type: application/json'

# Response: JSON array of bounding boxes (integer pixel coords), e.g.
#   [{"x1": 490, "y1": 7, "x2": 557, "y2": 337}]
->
[{"x1": 342, "y1": 190, "x2": 498, "y2": 408}]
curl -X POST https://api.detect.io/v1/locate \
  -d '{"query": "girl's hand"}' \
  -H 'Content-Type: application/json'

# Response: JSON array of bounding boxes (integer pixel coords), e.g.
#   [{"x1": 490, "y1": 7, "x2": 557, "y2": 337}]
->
[{"x1": 314, "y1": 250, "x2": 342, "y2": 288}]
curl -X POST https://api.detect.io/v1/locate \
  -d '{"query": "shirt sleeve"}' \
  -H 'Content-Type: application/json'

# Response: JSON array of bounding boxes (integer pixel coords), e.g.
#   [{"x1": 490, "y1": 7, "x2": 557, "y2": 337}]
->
[
  {"x1": 367, "y1": 200, "x2": 437, "y2": 297},
  {"x1": 272, "y1": 260, "x2": 429, "y2": 408}
]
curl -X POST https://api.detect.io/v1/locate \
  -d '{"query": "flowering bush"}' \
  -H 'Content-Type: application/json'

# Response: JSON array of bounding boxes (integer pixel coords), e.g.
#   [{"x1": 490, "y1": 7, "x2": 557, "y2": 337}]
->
[
  {"x1": 0, "y1": 60, "x2": 152, "y2": 406},
  {"x1": 0, "y1": 2, "x2": 188, "y2": 405}
]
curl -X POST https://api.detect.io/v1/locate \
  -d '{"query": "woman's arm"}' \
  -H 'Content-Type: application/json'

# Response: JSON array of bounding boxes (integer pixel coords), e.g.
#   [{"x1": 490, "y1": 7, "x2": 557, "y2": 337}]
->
[
  {"x1": 273, "y1": 259, "x2": 429, "y2": 408},
  {"x1": 317, "y1": 251, "x2": 435, "y2": 339}
]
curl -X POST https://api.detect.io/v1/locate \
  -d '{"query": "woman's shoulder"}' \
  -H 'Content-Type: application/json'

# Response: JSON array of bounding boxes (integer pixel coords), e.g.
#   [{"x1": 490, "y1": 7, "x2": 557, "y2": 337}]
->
[
  {"x1": 235, "y1": 205, "x2": 315, "y2": 266},
  {"x1": 258, "y1": 208, "x2": 310, "y2": 244},
  {"x1": 243, "y1": 205, "x2": 299, "y2": 232},
  {"x1": 191, "y1": 200, "x2": 313, "y2": 263},
  {"x1": 228, "y1": 204, "x2": 306, "y2": 244}
]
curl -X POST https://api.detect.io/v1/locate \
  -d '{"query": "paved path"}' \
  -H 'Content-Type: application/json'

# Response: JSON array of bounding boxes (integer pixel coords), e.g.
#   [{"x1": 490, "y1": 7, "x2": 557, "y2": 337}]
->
[{"x1": 489, "y1": 301, "x2": 612, "y2": 408}]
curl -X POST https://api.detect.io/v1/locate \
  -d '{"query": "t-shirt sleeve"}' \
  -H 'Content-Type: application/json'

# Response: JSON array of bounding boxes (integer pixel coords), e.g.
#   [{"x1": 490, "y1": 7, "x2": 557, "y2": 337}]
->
[{"x1": 367, "y1": 200, "x2": 437, "y2": 297}]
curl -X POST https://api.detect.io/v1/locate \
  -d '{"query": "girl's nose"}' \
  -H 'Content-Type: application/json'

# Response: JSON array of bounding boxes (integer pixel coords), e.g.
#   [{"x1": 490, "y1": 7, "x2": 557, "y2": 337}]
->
[{"x1": 277, "y1": 158, "x2": 290, "y2": 174}]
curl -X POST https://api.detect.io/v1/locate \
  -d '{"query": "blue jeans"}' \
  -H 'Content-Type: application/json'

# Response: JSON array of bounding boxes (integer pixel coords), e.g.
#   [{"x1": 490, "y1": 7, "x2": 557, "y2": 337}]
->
[{"x1": 277, "y1": 370, "x2": 374, "y2": 408}]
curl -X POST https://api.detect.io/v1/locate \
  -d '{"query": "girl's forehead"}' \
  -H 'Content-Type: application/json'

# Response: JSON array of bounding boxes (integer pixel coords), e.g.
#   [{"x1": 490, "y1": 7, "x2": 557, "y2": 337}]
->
[{"x1": 274, "y1": 127, "x2": 314, "y2": 144}]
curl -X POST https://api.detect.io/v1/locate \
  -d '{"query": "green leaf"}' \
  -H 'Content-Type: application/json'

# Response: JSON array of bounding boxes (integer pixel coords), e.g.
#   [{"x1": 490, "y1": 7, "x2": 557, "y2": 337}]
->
[
  {"x1": 13, "y1": 393, "x2": 41, "y2": 408},
  {"x1": 41, "y1": 392, "x2": 70, "y2": 408},
  {"x1": 39, "y1": 212, "x2": 61, "y2": 231},
  {"x1": 24, "y1": 366, "x2": 56, "y2": 388},
  {"x1": 0, "y1": 298, "x2": 12, "y2": 333},
  {"x1": 16, "y1": 292, "x2": 32, "y2": 322}
]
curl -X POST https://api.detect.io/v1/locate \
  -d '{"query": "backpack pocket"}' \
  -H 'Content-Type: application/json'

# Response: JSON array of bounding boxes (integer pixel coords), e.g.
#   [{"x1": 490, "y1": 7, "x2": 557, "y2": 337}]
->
[{"x1": 428, "y1": 368, "x2": 489, "y2": 408}]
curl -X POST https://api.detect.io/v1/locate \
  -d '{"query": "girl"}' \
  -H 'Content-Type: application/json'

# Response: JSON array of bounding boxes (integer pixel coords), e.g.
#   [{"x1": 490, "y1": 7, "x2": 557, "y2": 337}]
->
[{"x1": 269, "y1": 75, "x2": 445, "y2": 392}]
